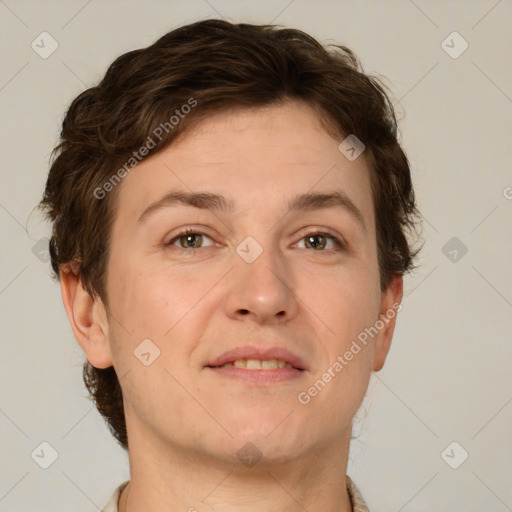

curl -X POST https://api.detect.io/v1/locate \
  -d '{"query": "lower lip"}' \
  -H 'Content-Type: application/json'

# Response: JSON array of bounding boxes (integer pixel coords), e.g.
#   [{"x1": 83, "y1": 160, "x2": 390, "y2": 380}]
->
[{"x1": 205, "y1": 366, "x2": 305, "y2": 384}]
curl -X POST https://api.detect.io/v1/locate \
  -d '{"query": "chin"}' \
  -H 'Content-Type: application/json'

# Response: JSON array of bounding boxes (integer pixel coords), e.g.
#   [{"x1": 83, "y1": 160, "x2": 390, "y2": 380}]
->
[{"x1": 223, "y1": 414, "x2": 311, "y2": 456}]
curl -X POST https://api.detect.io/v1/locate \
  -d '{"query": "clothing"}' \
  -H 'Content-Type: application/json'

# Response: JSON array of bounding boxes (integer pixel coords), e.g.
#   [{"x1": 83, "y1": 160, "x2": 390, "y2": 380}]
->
[
  {"x1": 102, "y1": 481, "x2": 128, "y2": 512},
  {"x1": 347, "y1": 475, "x2": 371, "y2": 512},
  {"x1": 102, "y1": 475, "x2": 369, "y2": 511}
]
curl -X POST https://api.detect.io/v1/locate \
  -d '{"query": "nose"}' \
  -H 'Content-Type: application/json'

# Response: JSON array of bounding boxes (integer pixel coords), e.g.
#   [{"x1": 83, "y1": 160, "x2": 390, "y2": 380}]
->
[{"x1": 224, "y1": 240, "x2": 299, "y2": 324}]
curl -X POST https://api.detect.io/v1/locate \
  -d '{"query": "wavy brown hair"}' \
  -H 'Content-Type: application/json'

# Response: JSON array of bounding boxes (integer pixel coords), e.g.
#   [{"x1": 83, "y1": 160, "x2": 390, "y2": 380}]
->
[{"x1": 39, "y1": 19, "x2": 421, "y2": 451}]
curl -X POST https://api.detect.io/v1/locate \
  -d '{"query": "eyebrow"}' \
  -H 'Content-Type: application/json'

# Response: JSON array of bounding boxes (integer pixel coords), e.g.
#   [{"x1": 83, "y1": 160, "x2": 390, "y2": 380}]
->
[
  {"x1": 287, "y1": 191, "x2": 367, "y2": 231},
  {"x1": 138, "y1": 192, "x2": 234, "y2": 222},
  {"x1": 137, "y1": 190, "x2": 366, "y2": 231}
]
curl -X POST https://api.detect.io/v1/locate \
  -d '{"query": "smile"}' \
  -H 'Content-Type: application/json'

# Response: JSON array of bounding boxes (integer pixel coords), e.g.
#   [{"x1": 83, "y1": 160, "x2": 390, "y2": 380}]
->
[{"x1": 219, "y1": 359, "x2": 295, "y2": 370}]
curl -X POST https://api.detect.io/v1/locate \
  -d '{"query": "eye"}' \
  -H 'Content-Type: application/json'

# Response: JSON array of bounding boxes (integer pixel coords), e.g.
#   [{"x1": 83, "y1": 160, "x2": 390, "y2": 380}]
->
[
  {"x1": 167, "y1": 228, "x2": 214, "y2": 249},
  {"x1": 295, "y1": 232, "x2": 344, "y2": 251}
]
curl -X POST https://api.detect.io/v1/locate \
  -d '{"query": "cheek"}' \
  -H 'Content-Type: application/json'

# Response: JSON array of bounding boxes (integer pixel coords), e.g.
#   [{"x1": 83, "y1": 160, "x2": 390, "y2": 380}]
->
[
  {"x1": 305, "y1": 265, "x2": 381, "y2": 341},
  {"x1": 108, "y1": 259, "x2": 186, "y2": 330},
  {"x1": 298, "y1": 262, "x2": 381, "y2": 413},
  {"x1": 106, "y1": 256, "x2": 226, "y2": 361}
]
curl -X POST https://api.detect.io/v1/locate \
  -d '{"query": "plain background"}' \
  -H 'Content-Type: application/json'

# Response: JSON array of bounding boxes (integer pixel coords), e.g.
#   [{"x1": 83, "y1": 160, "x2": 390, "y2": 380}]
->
[{"x1": 1, "y1": 1, "x2": 511, "y2": 511}]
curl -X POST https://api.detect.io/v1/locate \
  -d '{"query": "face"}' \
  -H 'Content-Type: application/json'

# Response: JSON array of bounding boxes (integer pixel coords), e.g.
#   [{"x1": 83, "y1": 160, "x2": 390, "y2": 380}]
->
[{"x1": 96, "y1": 100, "x2": 401, "y2": 465}]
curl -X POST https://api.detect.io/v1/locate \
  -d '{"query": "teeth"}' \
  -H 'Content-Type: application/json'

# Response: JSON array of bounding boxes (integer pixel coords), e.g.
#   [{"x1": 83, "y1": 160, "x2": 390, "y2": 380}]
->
[
  {"x1": 224, "y1": 359, "x2": 294, "y2": 370},
  {"x1": 246, "y1": 359, "x2": 262, "y2": 369}
]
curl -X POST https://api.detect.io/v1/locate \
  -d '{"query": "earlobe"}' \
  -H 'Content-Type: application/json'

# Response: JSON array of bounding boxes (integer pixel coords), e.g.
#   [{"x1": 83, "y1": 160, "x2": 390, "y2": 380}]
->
[
  {"x1": 372, "y1": 274, "x2": 403, "y2": 372},
  {"x1": 60, "y1": 268, "x2": 113, "y2": 369}
]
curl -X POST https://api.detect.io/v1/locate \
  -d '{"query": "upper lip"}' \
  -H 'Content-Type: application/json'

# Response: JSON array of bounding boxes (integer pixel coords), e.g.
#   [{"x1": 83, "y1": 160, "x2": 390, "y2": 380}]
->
[{"x1": 206, "y1": 345, "x2": 308, "y2": 371}]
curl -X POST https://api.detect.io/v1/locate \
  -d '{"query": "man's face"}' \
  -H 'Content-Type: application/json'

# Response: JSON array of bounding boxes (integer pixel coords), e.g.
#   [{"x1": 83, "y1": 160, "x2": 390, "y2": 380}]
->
[{"x1": 102, "y1": 100, "x2": 400, "y2": 464}]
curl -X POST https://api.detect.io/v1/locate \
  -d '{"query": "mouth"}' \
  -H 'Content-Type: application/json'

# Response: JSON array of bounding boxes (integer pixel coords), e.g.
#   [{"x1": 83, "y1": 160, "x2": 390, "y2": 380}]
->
[
  {"x1": 205, "y1": 346, "x2": 307, "y2": 384},
  {"x1": 215, "y1": 358, "x2": 296, "y2": 370},
  {"x1": 206, "y1": 346, "x2": 307, "y2": 370}
]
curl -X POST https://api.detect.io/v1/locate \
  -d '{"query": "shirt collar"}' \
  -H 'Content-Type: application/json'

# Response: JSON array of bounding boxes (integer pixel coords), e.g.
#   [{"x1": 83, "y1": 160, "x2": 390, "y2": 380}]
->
[{"x1": 346, "y1": 475, "x2": 370, "y2": 511}]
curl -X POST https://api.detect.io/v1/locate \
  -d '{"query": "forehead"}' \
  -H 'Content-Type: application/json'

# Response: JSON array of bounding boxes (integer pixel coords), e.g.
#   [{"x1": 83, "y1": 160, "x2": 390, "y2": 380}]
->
[{"x1": 113, "y1": 100, "x2": 375, "y2": 232}]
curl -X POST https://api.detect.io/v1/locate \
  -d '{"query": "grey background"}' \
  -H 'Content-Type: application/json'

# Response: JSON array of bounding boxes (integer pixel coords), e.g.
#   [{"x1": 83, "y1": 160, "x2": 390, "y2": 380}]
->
[{"x1": 1, "y1": 1, "x2": 511, "y2": 510}]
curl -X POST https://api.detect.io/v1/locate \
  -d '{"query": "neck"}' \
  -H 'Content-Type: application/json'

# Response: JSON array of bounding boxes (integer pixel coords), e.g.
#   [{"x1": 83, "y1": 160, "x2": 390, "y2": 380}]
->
[{"x1": 118, "y1": 427, "x2": 353, "y2": 512}]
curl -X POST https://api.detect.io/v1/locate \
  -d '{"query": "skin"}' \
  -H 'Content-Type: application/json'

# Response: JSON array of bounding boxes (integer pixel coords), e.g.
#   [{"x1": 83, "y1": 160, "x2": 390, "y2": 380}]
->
[{"x1": 61, "y1": 99, "x2": 402, "y2": 512}]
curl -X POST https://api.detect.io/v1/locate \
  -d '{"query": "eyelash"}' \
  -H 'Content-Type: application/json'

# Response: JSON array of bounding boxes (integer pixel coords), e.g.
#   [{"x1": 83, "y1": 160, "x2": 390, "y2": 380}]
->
[{"x1": 166, "y1": 227, "x2": 345, "y2": 252}]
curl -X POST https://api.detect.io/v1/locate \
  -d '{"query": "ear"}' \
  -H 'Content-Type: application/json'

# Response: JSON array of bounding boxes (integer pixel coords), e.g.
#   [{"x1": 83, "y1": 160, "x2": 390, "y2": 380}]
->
[
  {"x1": 60, "y1": 267, "x2": 113, "y2": 369},
  {"x1": 372, "y1": 274, "x2": 403, "y2": 372}
]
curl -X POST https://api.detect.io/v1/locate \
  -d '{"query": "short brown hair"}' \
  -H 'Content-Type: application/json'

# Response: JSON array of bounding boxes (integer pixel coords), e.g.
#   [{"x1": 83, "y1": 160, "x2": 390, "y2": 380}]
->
[{"x1": 39, "y1": 19, "x2": 421, "y2": 451}]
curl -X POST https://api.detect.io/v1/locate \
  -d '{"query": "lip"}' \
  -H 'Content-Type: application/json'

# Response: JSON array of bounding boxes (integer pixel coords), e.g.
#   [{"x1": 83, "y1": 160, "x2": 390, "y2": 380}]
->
[
  {"x1": 206, "y1": 366, "x2": 304, "y2": 384},
  {"x1": 206, "y1": 345, "x2": 308, "y2": 371}
]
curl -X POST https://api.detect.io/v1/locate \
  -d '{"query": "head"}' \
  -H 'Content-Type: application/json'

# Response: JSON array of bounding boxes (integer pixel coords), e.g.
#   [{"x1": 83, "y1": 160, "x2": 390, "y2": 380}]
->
[{"x1": 40, "y1": 20, "x2": 420, "y2": 460}]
